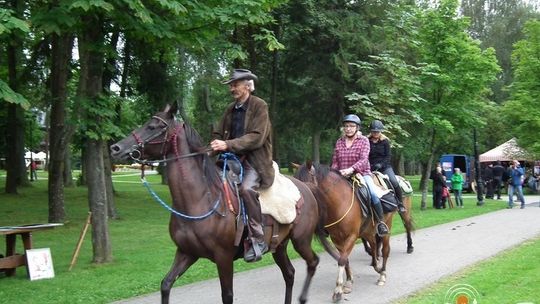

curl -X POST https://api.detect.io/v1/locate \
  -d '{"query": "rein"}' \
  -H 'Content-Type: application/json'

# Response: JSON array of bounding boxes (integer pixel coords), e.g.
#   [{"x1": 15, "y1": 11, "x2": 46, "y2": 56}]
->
[
  {"x1": 141, "y1": 177, "x2": 225, "y2": 220},
  {"x1": 324, "y1": 175, "x2": 358, "y2": 228},
  {"x1": 131, "y1": 117, "x2": 224, "y2": 221}
]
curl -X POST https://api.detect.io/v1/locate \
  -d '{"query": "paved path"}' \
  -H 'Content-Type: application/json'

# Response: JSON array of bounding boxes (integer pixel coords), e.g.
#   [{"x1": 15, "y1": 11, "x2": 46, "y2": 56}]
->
[{"x1": 114, "y1": 196, "x2": 540, "y2": 304}]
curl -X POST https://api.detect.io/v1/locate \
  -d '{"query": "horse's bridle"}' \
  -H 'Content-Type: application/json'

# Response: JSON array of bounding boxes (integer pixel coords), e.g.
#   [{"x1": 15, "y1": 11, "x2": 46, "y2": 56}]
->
[
  {"x1": 130, "y1": 115, "x2": 175, "y2": 162},
  {"x1": 129, "y1": 116, "x2": 211, "y2": 166}
]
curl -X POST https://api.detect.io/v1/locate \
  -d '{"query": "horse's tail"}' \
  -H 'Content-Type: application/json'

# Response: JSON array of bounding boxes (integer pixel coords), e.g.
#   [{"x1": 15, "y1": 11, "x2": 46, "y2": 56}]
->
[
  {"x1": 313, "y1": 188, "x2": 341, "y2": 262},
  {"x1": 400, "y1": 211, "x2": 416, "y2": 232},
  {"x1": 400, "y1": 196, "x2": 416, "y2": 232}
]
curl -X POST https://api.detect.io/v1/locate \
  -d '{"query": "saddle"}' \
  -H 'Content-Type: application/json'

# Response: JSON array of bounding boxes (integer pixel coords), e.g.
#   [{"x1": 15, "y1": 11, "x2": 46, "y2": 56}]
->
[
  {"x1": 353, "y1": 173, "x2": 398, "y2": 215},
  {"x1": 220, "y1": 159, "x2": 301, "y2": 255}
]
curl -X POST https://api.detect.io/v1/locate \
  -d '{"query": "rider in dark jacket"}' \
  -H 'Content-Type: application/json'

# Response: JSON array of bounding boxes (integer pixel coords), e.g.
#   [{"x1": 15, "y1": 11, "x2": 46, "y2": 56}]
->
[{"x1": 367, "y1": 120, "x2": 407, "y2": 213}]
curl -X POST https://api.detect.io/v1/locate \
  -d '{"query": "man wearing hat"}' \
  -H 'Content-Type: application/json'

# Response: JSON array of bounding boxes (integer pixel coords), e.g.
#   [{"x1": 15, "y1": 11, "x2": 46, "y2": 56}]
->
[{"x1": 211, "y1": 69, "x2": 274, "y2": 262}]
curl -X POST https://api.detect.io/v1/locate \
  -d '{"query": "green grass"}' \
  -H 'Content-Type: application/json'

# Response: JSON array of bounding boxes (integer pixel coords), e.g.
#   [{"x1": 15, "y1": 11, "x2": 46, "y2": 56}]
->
[
  {"x1": 396, "y1": 236, "x2": 540, "y2": 304},
  {"x1": 0, "y1": 171, "x2": 515, "y2": 303}
]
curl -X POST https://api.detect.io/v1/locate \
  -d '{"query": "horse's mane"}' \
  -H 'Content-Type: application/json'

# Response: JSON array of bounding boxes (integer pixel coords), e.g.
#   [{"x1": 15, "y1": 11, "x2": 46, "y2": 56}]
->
[
  {"x1": 182, "y1": 122, "x2": 221, "y2": 188},
  {"x1": 295, "y1": 162, "x2": 344, "y2": 183}
]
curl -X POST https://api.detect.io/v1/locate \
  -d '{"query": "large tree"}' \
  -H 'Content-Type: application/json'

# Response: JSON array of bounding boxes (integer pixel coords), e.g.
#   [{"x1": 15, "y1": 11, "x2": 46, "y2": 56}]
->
[
  {"x1": 503, "y1": 20, "x2": 540, "y2": 157},
  {"x1": 415, "y1": 0, "x2": 500, "y2": 209}
]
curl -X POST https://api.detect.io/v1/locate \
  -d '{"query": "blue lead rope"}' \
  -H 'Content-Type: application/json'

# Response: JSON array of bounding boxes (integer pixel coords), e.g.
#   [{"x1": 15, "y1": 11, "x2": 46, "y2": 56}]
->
[
  {"x1": 219, "y1": 152, "x2": 244, "y2": 183},
  {"x1": 141, "y1": 178, "x2": 221, "y2": 221},
  {"x1": 219, "y1": 152, "x2": 247, "y2": 224}
]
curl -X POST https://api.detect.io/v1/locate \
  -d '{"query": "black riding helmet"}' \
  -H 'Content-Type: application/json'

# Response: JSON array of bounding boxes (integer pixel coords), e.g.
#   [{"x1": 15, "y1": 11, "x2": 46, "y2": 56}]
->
[
  {"x1": 342, "y1": 114, "x2": 361, "y2": 126},
  {"x1": 369, "y1": 120, "x2": 384, "y2": 132}
]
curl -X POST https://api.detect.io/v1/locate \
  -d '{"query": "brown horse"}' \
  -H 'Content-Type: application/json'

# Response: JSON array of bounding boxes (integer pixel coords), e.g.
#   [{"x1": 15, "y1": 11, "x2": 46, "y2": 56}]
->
[
  {"x1": 294, "y1": 162, "x2": 401, "y2": 302},
  {"x1": 110, "y1": 104, "x2": 332, "y2": 304},
  {"x1": 293, "y1": 162, "x2": 415, "y2": 254}
]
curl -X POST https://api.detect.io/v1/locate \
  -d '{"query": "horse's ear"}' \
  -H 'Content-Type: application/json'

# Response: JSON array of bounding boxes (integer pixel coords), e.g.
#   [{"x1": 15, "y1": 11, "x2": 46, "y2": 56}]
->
[
  {"x1": 163, "y1": 103, "x2": 178, "y2": 117},
  {"x1": 291, "y1": 162, "x2": 300, "y2": 169}
]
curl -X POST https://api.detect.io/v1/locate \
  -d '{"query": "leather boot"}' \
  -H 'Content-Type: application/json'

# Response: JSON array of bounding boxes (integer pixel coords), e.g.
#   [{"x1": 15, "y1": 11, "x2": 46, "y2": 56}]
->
[
  {"x1": 373, "y1": 202, "x2": 389, "y2": 236},
  {"x1": 242, "y1": 190, "x2": 268, "y2": 262}
]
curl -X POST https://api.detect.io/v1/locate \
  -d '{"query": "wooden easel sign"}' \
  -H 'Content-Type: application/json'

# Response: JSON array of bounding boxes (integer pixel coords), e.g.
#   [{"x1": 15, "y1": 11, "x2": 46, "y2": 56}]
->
[{"x1": 26, "y1": 248, "x2": 55, "y2": 281}]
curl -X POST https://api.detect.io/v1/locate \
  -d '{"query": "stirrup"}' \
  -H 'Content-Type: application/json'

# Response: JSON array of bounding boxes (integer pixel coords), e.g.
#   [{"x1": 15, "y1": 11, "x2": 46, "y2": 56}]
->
[
  {"x1": 376, "y1": 222, "x2": 389, "y2": 236},
  {"x1": 244, "y1": 240, "x2": 268, "y2": 262}
]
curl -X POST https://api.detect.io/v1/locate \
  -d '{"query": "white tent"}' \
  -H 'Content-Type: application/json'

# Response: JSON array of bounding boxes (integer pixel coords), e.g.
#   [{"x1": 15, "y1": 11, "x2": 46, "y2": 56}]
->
[
  {"x1": 24, "y1": 151, "x2": 47, "y2": 168},
  {"x1": 479, "y1": 138, "x2": 532, "y2": 163},
  {"x1": 25, "y1": 151, "x2": 47, "y2": 161}
]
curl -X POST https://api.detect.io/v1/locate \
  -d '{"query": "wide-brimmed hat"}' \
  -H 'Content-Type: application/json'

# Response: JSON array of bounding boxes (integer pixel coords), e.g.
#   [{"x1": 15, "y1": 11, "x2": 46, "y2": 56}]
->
[{"x1": 222, "y1": 69, "x2": 258, "y2": 84}]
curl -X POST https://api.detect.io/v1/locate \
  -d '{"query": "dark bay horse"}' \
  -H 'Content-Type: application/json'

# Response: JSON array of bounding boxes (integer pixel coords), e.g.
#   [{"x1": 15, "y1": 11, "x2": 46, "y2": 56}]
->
[
  {"x1": 294, "y1": 163, "x2": 400, "y2": 302},
  {"x1": 110, "y1": 105, "x2": 332, "y2": 304}
]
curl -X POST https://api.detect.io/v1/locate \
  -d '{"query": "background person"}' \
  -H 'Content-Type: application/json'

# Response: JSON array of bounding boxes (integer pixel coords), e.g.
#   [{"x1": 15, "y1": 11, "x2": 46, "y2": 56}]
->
[
  {"x1": 483, "y1": 163, "x2": 494, "y2": 199},
  {"x1": 507, "y1": 160, "x2": 526, "y2": 209},
  {"x1": 431, "y1": 165, "x2": 446, "y2": 209},
  {"x1": 492, "y1": 161, "x2": 505, "y2": 199},
  {"x1": 451, "y1": 167, "x2": 464, "y2": 207}
]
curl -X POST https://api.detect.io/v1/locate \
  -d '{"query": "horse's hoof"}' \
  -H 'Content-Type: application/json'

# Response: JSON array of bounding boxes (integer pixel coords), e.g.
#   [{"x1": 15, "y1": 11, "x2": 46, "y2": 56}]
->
[
  {"x1": 377, "y1": 273, "x2": 387, "y2": 286},
  {"x1": 332, "y1": 292, "x2": 342, "y2": 302},
  {"x1": 343, "y1": 281, "x2": 353, "y2": 294},
  {"x1": 377, "y1": 279, "x2": 386, "y2": 286},
  {"x1": 407, "y1": 246, "x2": 414, "y2": 254}
]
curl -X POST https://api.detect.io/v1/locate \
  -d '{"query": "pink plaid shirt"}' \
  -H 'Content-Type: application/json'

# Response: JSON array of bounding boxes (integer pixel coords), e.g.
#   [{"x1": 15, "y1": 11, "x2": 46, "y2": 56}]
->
[{"x1": 331, "y1": 134, "x2": 371, "y2": 175}]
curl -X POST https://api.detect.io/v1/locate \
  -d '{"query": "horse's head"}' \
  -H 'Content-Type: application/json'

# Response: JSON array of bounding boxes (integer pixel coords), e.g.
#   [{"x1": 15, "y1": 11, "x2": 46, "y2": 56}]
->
[
  {"x1": 110, "y1": 104, "x2": 178, "y2": 162},
  {"x1": 293, "y1": 160, "x2": 318, "y2": 185}
]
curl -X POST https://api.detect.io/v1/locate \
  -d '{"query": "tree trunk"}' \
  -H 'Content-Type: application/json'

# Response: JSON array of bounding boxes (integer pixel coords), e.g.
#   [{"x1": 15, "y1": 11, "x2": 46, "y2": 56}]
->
[
  {"x1": 63, "y1": 147, "x2": 74, "y2": 187},
  {"x1": 78, "y1": 13, "x2": 112, "y2": 263},
  {"x1": 420, "y1": 129, "x2": 437, "y2": 210},
  {"x1": 311, "y1": 130, "x2": 321, "y2": 164},
  {"x1": 397, "y1": 152, "x2": 405, "y2": 176},
  {"x1": 48, "y1": 32, "x2": 72, "y2": 222},
  {"x1": 86, "y1": 139, "x2": 112, "y2": 263},
  {"x1": 102, "y1": 142, "x2": 117, "y2": 219},
  {"x1": 270, "y1": 46, "x2": 279, "y2": 161},
  {"x1": 5, "y1": 0, "x2": 27, "y2": 193},
  {"x1": 119, "y1": 41, "x2": 131, "y2": 98}
]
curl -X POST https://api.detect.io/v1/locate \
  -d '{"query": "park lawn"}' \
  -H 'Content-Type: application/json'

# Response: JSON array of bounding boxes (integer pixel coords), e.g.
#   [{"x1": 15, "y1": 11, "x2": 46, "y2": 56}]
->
[
  {"x1": 397, "y1": 236, "x2": 540, "y2": 304},
  {"x1": 0, "y1": 171, "x2": 511, "y2": 303}
]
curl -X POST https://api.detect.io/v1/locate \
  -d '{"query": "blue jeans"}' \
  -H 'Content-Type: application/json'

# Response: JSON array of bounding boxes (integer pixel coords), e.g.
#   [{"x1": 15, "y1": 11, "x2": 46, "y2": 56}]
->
[
  {"x1": 453, "y1": 189, "x2": 463, "y2": 206},
  {"x1": 508, "y1": 184, "x2": 525, "y2": 207},
  {"x1": 362, "y1": 175, "x2": 381, "y2": 206}
]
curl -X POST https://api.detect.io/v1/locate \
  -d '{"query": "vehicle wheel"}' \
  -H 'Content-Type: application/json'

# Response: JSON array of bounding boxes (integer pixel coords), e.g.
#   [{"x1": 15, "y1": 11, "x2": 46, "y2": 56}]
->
[{"x1": 470, "y1": 181, "x2": 477, "y2": 193}]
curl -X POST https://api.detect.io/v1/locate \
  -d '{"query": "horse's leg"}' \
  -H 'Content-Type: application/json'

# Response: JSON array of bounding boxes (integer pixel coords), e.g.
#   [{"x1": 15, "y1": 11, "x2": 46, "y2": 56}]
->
[
  {"x1": 272, "y1": 241, "x2": 295, "y2": 304},
  {"x1": 331, "y1": 235, "x2": 356, "y2": 302},
  {"x1": 290, "y1": 237, "x2": 320, "y2": 304},
  {"x1": 377, "y1": 235, "x2": 391, "y2": 286},
  {"x1": 215, "y1": 254, "x2": 235, "y2": 304},
  {"x1": 161, "y1": 249, "x2": 198, "y2": 304},
  {"x1": 343, "y1": 260, "x2": 354, "y2": 294},
  {"x1": 402, "y1": 198, "x2": 414, "y2": 254},
  {"x1": 361, "y1": 237, "x2": 372, "y2": 256}
]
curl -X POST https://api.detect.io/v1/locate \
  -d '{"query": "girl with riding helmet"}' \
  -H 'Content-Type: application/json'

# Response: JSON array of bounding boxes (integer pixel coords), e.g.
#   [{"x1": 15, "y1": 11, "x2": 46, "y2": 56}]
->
[
  {"x1": 331, "y1": 114, "x2": 389, "y2": 236},
  {"x1": 367, "y1": 120, "x2": 407, "y2": 213}
]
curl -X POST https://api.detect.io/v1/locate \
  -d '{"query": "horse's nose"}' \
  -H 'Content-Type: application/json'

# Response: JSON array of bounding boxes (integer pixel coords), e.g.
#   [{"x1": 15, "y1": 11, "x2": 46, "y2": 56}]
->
[{"x1": 110, "y1": 144, "x2": 121, "y2": 155}]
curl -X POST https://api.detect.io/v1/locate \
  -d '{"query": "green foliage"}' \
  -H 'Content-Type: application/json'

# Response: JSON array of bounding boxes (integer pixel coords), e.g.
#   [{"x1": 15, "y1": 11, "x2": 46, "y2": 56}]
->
[
  {"x1": 417, "y1": 0, "x2": 500, "y2": 143},
  {"x1": 0, "y1": 80, "x2": 30, "y2": 109},
  {"x1": 504, "y1": 20, "x2": 540, "y2": 157},
  {"x1": 0, "y1": 7, "x2": 30, "y2": 35},
  {"x1": 77, "y1": 95, "x2": 123, "y2": 141}
]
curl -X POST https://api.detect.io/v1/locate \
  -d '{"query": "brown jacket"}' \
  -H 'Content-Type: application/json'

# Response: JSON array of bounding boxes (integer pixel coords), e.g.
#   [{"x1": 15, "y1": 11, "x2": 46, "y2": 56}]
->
[{"x1": 213, "y1": 95, "x2": 275, "y2": 189}]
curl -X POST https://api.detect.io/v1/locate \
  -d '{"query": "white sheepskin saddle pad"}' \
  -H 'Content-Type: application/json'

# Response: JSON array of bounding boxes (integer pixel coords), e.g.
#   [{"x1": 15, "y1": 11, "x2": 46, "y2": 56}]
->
[{"x1": 259, "y1": 162, "x2": 301, "y2": 224}]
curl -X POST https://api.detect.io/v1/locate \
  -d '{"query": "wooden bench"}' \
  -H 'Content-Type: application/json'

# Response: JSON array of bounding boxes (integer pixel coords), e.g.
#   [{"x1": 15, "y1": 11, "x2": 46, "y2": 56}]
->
[{"x1": 0, "y1": 223, "x2": 63, "y2": 277}]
